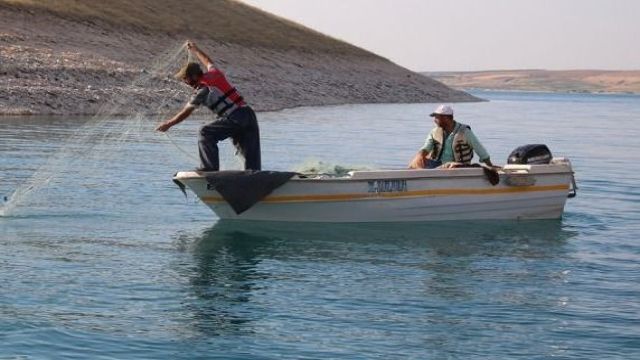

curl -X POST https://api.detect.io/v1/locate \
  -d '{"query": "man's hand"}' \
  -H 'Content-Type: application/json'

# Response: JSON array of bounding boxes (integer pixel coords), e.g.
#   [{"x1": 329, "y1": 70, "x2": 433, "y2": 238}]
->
[
  {"x1": 156, "y1": 121, "x2": 173, "y2": 132},
  {"x1": 185, "y1": 40, "x2": 214, "y2": 69},
  {"x1": 441, "y1": 162, "x2": 464, "y2": 169},
  {"x1": 157, "y1": 106, "x2": 194, "y2": 133}
]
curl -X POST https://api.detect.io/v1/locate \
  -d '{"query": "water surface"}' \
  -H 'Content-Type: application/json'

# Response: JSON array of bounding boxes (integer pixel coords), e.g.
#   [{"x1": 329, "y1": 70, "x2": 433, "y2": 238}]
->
[{"x1": 1, "y1": 91, "x2": 639, "y2": 359}]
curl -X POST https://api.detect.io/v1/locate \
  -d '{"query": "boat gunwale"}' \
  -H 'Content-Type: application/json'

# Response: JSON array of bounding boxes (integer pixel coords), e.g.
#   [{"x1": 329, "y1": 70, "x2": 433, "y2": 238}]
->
[{"x1": 173, "y1": 166, "x2": 573, "y2": 184}]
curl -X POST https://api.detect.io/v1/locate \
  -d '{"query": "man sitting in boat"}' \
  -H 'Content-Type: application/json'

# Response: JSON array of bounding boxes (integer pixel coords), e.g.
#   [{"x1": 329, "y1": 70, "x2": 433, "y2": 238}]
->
[
  {"x1": 156, "y1": 41, "x2": 261, "y2": 172},
  {"x1": 408, "y1": 104, "x2": 493, "y2": 169}
]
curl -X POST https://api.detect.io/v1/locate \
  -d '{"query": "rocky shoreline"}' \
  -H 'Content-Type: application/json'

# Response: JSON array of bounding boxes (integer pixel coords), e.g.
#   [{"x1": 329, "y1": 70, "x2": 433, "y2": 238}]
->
[{"x1": 0, "y1": 2, "x2": 479, "y2": 117}]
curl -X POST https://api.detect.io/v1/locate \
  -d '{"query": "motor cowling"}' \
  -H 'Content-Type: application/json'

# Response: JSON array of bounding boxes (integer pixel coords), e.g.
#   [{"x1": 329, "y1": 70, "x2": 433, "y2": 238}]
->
[{"x1": 507, "y1": 144, "x2": 553, "y2": 164}]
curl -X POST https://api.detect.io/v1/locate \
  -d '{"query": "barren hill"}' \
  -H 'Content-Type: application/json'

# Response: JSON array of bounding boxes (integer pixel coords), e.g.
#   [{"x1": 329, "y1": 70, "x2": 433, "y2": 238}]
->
[
  {"x1": 0, "y1": 0, "x2": 478, "y2": 116},
  {"x1": 427, "y1": 69, "x2": 640, "y2": 94}
]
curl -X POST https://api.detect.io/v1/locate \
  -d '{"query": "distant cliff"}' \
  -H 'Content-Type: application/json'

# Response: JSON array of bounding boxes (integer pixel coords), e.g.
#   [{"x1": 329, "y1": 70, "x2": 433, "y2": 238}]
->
[
  {"x1": 426, "y1": 70, "x2": 640, "y2": 94},
  {"x1": 0, "y1": 0, "x2": 478, "y2": 116}
]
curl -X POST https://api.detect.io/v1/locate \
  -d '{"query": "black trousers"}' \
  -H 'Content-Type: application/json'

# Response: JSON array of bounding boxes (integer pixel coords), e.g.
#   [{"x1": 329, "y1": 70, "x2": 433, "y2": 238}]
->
[{"x1": 198, "y1": 106, "x2": 261, "y2": 171}]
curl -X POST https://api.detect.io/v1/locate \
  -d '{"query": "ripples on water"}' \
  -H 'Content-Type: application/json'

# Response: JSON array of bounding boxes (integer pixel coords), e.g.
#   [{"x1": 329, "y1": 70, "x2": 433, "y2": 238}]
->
[{"x1": 1, "y1": 91, "x2": 639, "y2": 358}]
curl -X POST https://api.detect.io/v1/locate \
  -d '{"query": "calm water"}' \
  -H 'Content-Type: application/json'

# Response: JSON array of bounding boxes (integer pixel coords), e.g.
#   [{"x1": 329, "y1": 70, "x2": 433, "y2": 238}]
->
[{"x1": 1, "y1": 91, "x2": 639, "y2": 359}]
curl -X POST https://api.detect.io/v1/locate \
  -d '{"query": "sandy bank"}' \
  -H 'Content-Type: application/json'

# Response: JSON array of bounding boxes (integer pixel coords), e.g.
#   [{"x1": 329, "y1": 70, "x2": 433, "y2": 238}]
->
[{"x1": 427, "y1": 70, "x2": 640, "y2": 94}]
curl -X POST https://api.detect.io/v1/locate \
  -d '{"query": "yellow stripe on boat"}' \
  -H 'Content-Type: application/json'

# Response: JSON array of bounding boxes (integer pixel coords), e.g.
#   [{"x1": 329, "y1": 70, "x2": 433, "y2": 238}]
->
[{"x1": 202, "y1": 184, "x2": 569, "y2": 204}]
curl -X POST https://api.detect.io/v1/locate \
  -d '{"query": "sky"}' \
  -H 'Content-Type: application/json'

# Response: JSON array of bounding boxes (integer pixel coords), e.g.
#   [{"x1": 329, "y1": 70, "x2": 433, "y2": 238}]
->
[{"x1": 240, "y1": 0, "x2": 640, "y2": 72}]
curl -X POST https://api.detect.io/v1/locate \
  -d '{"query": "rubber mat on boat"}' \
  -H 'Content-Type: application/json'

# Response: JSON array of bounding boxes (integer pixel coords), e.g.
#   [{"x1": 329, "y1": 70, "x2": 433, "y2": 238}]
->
[{"x1": 205, "y1": 171, "x2": 297, "y2": 214}]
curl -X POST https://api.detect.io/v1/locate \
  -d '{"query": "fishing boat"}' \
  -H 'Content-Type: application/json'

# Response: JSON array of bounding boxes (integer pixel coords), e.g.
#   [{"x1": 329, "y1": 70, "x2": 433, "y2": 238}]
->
[{"x1": 172, "y1": 148, "x2": 577, "y2": 223}]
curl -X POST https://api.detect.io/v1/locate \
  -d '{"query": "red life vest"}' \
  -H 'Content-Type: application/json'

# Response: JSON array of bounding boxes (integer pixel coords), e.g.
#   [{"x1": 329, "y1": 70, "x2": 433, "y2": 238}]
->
[{"x1": 198, "y1": 68, "x2": 246, "y2": 117}]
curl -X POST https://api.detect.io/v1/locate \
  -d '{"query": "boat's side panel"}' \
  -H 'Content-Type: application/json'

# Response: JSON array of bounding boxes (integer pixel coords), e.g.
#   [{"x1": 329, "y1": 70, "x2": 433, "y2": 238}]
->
[
  {"x1": 206, "y1": 191, "x2": 568, "y2": 222},
  {"x1": 178, "y1": 169, "x2": 572, "y2": 222}
]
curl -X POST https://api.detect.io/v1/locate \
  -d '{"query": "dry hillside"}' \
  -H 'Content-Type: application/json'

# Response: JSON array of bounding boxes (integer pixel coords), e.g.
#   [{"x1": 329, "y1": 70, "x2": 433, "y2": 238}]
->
[
  {"x1": 0, "y1": 0, "x2": 478, "y2": 116},
  {"x1": 427, "y1": 70, "x2": 640, "y2": 94}
]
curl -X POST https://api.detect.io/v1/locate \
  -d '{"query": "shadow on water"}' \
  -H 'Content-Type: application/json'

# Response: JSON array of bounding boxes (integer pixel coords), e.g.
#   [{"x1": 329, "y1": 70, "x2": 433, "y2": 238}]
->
[{"x1": 176, "y1": 220, "x2": 578, "y2": 336}]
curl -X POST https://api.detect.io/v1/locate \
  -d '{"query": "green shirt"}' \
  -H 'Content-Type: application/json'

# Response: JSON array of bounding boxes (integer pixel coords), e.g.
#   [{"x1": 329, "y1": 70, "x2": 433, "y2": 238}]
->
[{"x1": 420, "y1": 122, "x2": 490, "y2": 163}]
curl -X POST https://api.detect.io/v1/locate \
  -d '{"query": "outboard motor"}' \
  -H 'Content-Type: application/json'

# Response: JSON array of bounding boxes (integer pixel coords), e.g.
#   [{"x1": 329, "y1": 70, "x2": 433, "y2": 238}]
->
[{"x1": 507, "y1": 144, "x2": 553, "y2": 164}]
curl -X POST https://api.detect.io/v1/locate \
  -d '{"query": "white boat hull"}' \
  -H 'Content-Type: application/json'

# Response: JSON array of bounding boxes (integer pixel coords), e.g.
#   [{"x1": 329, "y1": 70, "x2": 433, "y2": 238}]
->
[{"x1": 173, "y1": 159, "x2": 575, "y2": 223}]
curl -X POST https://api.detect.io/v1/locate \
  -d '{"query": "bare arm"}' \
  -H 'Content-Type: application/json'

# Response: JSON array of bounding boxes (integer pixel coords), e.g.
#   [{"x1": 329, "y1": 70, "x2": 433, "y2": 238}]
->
[
  {"x1": 187, "y1": 41, "x2": 215, "y2": 70},
  {"x1": 408, "y1": 150, "x2": 430, "y2": 169},
  {"x1": 156, "y1": 105, "x2": 195, "y2": 132}
]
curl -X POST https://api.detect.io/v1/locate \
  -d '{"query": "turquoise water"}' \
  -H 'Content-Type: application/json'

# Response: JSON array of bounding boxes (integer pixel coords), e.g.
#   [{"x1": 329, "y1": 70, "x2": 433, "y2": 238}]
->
[{"x1": 1, "y1": 91, "x2": 639, "y2": 358}]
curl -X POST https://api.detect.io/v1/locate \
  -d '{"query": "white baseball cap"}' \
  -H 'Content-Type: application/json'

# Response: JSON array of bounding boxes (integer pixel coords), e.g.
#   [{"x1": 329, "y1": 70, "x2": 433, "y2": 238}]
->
[{"x1": 430, "y1": 104, "x2": 454, "y2": 117}]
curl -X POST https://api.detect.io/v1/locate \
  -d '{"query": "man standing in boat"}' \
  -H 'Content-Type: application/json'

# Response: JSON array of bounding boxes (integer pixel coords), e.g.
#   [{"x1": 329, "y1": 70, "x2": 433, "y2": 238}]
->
[
  {"x1": 409, "y1": 104, "x2": 493, "y2": 169},
  {"x1": 156, "y1": 41, "x2": 261, "y2": 171}
]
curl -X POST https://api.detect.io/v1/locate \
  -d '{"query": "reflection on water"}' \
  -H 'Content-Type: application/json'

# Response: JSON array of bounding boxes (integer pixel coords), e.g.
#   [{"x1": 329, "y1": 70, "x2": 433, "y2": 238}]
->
[
  {"x1": 201, "y1": 219, "x2": 575, "y2": 259},
  {"x1": 179, "y1": 227, "x2": 270, "y2": 337},
  {"x1": 177, "y1": 220, "x2": 577, "y2": 338}
]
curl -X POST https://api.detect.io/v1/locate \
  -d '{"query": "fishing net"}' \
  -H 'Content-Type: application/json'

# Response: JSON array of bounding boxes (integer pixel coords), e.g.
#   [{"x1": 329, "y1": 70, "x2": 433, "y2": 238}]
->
[{"x1": 0, "y1": 42, "x2": 240, "y2": 217}]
